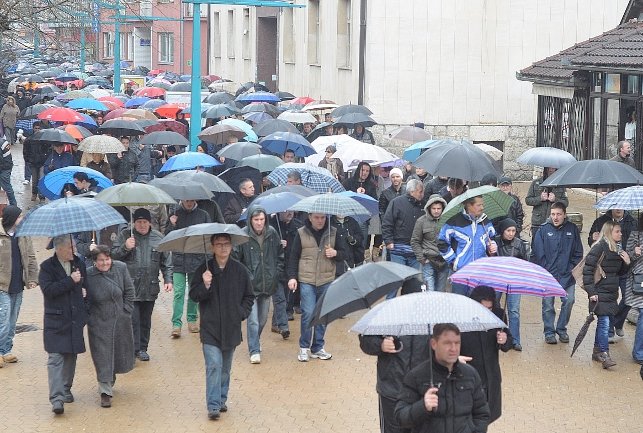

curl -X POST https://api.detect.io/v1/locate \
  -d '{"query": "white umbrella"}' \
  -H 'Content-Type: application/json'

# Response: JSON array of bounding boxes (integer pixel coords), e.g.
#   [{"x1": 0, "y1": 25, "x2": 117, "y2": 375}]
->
[
  {"x1": 277, "y1": 110, "x2": 317, "y2": 124},
  {"x1": 77, "y1": 135, "x2": 125, "y2": 154},
  {"x1": 89, "y1": 89, "x2": 111, "y2": 99},
  {"x1": 306, "y1": 134, "x2": 397, "y2": 168},
  {"x1": 474, "y1": 142, "x2": 503, "y2": 161}
]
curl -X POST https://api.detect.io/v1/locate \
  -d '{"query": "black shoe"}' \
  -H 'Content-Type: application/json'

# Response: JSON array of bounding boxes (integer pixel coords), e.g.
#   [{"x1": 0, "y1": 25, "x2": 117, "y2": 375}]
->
[
  {"x1": 271, "y1": 326, "x2": 280, "y2": 333},
  {"x1": 208, "y1": 410, "x2": 220, "y2": 420},
  {"x1": 52, "y1": 401, "x2": 64, "y2": 415},
  {"x1": 287, "y1": 313, "x2": 294, "y2": 321},
  {"x1": 294, "y1": 306, "x2": 302, "y2": 314},
  {"x1": 545, "y1": 335, "x2": 557, "y2": 344},
  {"x1": 220, "y1": 404, "x2": 228, "y2": 413},
  {"x1": 100, "y1": 393, "x2": 112, "y2": 408},
  {"x1": 558, "y1": 332, "x2": 570, "y2": 343},
  {"x1": 137, "y1": 351, "x2": 150, "y2": 361},
  {"x1": 62, "y1": 393, "x2": 74, "y2": 403},
  {"x1": 281, "y1": 330, "x2": 290, "y2": 340},
  {"x1": 513, "y1": 343, "x2": 523, "y2": 352}
]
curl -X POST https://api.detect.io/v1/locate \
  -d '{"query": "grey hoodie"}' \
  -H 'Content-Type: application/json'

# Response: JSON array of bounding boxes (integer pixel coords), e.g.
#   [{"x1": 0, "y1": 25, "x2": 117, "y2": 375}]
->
[{"x1": 410, "y1": 194, "x2": 447, "y2": 262}]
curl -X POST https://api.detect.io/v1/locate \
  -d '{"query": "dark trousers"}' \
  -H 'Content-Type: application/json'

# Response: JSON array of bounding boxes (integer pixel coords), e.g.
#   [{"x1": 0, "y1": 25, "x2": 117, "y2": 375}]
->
[
  {"x1": 132, "y1": 300, "x2": 155, "y2": 353},
  {"x1": 610, "y1": 275, "x2": 631, "y2": 333},
  {"x1": 378, "y1": 394, "x2": 409, "y2": 433},
  {"x1": 30, "y1": 164, "x2": 43, "y2": 196}
]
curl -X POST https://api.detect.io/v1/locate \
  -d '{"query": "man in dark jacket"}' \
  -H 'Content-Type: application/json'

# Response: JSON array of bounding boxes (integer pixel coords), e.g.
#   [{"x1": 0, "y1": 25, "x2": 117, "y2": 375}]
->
[
  {"x1": 271, "y1": 211, "x2": 303, "y2": 322},
  {"x1": 234, "y1": 205, "x2": 285, "y2": 363},
  {"x1": 0, "y1": 140, "x2": 16, "y2": 205},
  {"x1": 223, "y1": 178, "x2": 256, "y2": 224},
  {"x1": 111, "y1": 208, "x2": 173, "y2": 361},
  {"x1": 395, "y1": 323, "x2": 490, "y2": 433},
  {"x1": 108, "y1": 137, "x2": 140, "y2": 184},
  {"x1": 532, "y1": 202, "x2": 583, "y2": 344},
  {"x1": 43, "y1": 143, "x2": 74, "y2": 175},
  {"x1": 39, "y1": 236, "x2": 88, "y2": 415},
  {"x1": 609, "y1": 140, "x2": 636, "y2": 168},
  {"x1": 344, "y1": 161, "x2": 378, "y2": 248},
  {"x1": 525, "y1": 167, "x2": 568, "y2": 237},
  {"x1": 379, "y1": 167, "x2": 405, "y2": 216},
  {"x1": 330, "y1": 214, "x2": 364, "y2": 276},
  {"x1": 189, "y1": 233, "x2": 254, "y2": 420},
  {"x1": 424, "y1": 176, "x2": 448, "y2": 201},
  {"x1": 166, "y1": 200, "x2": 211, "y2": 337},
  {"x1": 498, "y1": 176, "x2": 525, "y2": 235},
  {"x1": 22, "y1": 121, "x2": 49, "y2": 201}
]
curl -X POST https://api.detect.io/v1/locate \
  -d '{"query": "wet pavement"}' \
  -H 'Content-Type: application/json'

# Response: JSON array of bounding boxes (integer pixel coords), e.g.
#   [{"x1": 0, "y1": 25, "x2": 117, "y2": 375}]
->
[{"x1": 1, "y1": 148, "x2": 642, "y2": 432}]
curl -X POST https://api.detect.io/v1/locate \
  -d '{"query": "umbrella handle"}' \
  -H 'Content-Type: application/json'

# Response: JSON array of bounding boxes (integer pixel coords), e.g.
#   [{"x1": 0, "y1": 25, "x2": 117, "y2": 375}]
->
[{"x1": 428, "y1": 323, "x2": 434, "y2": 388}]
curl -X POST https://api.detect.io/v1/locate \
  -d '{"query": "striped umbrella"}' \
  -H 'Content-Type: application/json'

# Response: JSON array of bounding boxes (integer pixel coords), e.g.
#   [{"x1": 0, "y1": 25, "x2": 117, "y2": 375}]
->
[
  {"x1": 439, "y1": 185, "x2": 514, "y2": 226},
  {"x1": 450, "y1": 256, "x2": 566, "y2": 297},
  {"x1": 594, "y1": 186, "x2": 643, "y2": 211},
  {"x1": 289, "y1": 193, "x2": 370, "y2": 217},
  {"x1": 267, "y1": 163, "x2": 345, "y2": 193}
]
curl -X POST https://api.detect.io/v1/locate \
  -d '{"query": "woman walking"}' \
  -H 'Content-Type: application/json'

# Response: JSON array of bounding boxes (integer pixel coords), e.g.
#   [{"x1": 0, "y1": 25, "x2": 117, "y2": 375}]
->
[
  {"x1": 86, "y1": 246, "x2": 136, "y2": 408},
  {"x1": 583, "y1": 221, "x2": 630, "y2": 369},
  {"x1": 0, "y1": 97, "x2": 20, "y2": 145}
]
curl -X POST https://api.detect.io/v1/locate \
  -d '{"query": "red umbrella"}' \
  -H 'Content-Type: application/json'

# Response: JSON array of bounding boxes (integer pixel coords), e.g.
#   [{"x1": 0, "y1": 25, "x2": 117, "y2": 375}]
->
[
  {"x1": 100, "y1": 101, "x2": 121, "y2": 111},
  {"x1": 98, "y1": 96, "x2": 125, "y2": 107},
  {"x1": 155, "y1": 104, "x2": 185, "y2": 119},
  {"x1": 37, "y1": 107, "x2": 85, "y2": 123},
  {"x1": 149, "y1": 69, "x2": 166, "y2": 76},
  {"x1": 145, "y1": 119, "x2": 187, "y2": 136},
  {"x1": 104, "y1": 108, "x2": 128, "y2": 120},
  {"x1": 290, "y1": 96, "x2": 315, "y2": 106},
  {"x1": 136, "y1": 87, "x2": 166, "y2": 98}
]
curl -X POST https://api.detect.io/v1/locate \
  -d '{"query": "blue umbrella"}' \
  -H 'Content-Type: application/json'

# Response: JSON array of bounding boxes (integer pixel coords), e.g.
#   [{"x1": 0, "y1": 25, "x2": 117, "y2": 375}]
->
[
  {"x1": 403, "y1": 139, "x2": 441, "y2": 163},
  {"x1": 74, "y1": 113, "x2": 98, "y2": 129},
  {"x1": 236, "y1": 91, "x2": 280, "y2": 103},
  {"x1": 220, "y1": 118, "x2": 259, "y2": 142},
  {"x1": 38, "y1": 166, "x2": 113, "y2": 200},
  {"x1": 259, "y1": 131, "x2": 317, "y2": 157},
  {"x1": 243, "y1": 111, "x2": 273, "y2": 124},
  {"x1": 55, "y1": 73, "x2": 79, "y2": 82},
  {"x1": 125, "y1": 96, "x2": 151, "y2": 108},
  {"x1": 15, "y1": 196, "x2": 126, "y2": 238},
  {"x1": 159, "y1": 151, "x2": 222, "y2": 173},
  {"x1": 66, "y1": 98, "x2": 109, "y2": 111},
  {"x1": 238, "y1": 191, "x2": 305, "y2": 221},
  {"x1": 337, "y1": 191, "x2": 379, "y2": 222},
  {"x1": 179, "y1": 74, "x2": 191, "y2": 82}
]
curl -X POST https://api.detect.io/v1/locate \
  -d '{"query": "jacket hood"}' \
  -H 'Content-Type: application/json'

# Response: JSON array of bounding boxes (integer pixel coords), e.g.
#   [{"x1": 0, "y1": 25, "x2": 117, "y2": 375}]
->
[
  {"x1": 246, "y1": 204, "x2": 268, "y2": 235},
  {"x1": 424, "y1": 194, "x2": 447, "y2": 211},
  {"x1": 351, "y1": 161, "x2": 374, "y2": 182}
]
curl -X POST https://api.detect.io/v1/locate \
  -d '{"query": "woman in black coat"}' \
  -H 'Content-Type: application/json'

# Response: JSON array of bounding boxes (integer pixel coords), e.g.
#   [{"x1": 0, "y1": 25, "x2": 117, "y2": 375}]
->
[
  {"x1": 583, "y1": 220, "x2": 630, "y2": 369},
  {"x1": 460, "y1": 285, "x2": 512, "y2": 424}
]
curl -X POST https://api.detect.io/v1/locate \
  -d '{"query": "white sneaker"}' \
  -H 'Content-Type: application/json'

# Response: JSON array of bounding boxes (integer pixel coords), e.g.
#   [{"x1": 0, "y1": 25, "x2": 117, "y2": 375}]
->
[
  {"x1": 250, "y1": 353, "x2": 261, "y2": 364},
  {"x1": 310, "y1": 348, "x2": 332, "y2": 360},
  {"x1": 297, "y1": 348, "x2": 309, "y2": 362},
  {"x1": 22, "y1": 180, "x2": 29, "y2": 185}
]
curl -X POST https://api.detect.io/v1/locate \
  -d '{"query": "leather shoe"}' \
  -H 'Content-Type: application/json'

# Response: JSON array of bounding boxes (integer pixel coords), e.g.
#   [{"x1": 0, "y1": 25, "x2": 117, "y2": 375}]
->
[
  {"x1": 545, "y1": 335, "x2": 557, "y2": 344},
  {"x1": 287, "y1": 313, "x2": 294, "y2": 321},
  {"x1": 100, "y1": 393, "x2": 112, "y2": 408},
  {"x1": 137, "y1": 351, "x2": 150, "y2": 361},
  {"x1": 208, "y1": 410, "x2": 220, "y2": 420},
  {"x1": 513, "y1": 344, "x2": 522, "y2": 352},
  {"x1": 557, "y1": 332, "x2": 570, "y2": 343},
  {"x1": 281, "y1": 330, "x2": 290, "y2": 340},
  {"x1": 63, "y1": 393, "x2": 74, "y2": 403},
  {"x1": 271, "y1": 326, "x2": 280, "y2": 333},
  {"x1": 52, "y1": 401, "x2": 64, "y2": 415},
  {"x1": 220, "y1": 404, "x2": 228, "y2": 412}
]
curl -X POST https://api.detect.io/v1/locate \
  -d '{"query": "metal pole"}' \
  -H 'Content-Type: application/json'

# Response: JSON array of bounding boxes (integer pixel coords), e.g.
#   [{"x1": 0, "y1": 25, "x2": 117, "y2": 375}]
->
[
  {"x1": 80, "y1": 26, "x2": 86, "y2": 72},
  {"x1": 189, "y1": 2, "x2": 202, "y2": 151},
  {"x1": 34, "y1": 28, "x2": 40, "y2": 57},
  {"x1": 113, "y1": 5, "x2": 122, "y2": 93}
]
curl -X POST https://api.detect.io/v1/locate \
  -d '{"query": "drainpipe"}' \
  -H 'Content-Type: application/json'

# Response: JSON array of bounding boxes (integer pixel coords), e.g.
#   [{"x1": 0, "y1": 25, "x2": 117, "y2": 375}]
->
[
  {"x1": 357, "y1": 0, "x2": 366, "y2": 105},
  {"x1": 180, "y1": 1, "x2": 184, "y2": 74}
]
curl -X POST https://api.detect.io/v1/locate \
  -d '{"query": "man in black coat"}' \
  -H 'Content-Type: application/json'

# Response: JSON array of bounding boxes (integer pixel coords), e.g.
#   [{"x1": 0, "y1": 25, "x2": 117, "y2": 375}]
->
[
  {"x1": 39, "y1": 235, "x2": 88, "y2": 415},
  {"x1": 189, "y1": 233, "x2": 254, "y2": 421},
  {"x1": 379, "y1": 167, "x2": 405, "y2": 216},
  {"x1": 223, "y1": 178, "x2": 256, "y2": 224},
  {"x1": 22, "y1": 121, "x2": 49, "y2": 201}
]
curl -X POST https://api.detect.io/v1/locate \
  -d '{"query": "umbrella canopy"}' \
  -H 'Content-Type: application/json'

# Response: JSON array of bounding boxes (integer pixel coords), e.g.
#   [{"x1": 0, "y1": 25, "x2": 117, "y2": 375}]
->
[
  {"x1": 236, "y1": 91, "x2": 279, "y2": 103},
  {"x1": 124, "y1": 97, "x2": 151, "y2": 108},
  {"x1": 20, "y1": 104, "x2": 55, "y2": 119},
  {"x1": 275, "y1": 91, "x2": 295, "y2": 101},
  {"x1": 331, "y1": 104, "x2": 373, "y2": 118},
  {"x1": 66, "y1": 98, "x2": 108, "y2": 111},
  {"x1": 136, "y1": 87, "x2": 166, "y2": 98},
  {"x1": 169, "y1": 82, "x2": 193, "y2": 92},
  {"x1": 540, "y1": 159, "x2": 643, "y2": 188},
  {"x1": 289, "y1": 193, "x2": 370, "y2": 216},
  {"x1": 259, "y1": 131, "x2": 317, "y2": 157},
  {"x1": 241, "y1": 102, "x2": 281, "y2": 116},
  {"x1": 439, "y1": 185, "x2": 514, "y2": 225},
  {"x1": 58, "y1": 124, "x2": 93, "y2": 141},
  {"x1": 29, "y1": 129, "x2": 78, "y2": 145},
  {"x1": 474, "y1": 142, "x2": 503, "y2": 161},
  {"x1": 104, "y1": 108, "x2": 128, "y2": 120},
  {"x1": 15, "y1": 196, "x2": 126, "y2": 238},
  {"x1": 204, "y1": 92, "x2": 235, "y2": 104},
  {"x1": 122, "y1": 108, "x2": 158, "y2": 121},
  {"x1": 140, "y1": 99, "x2": 167, "y2": 111},
  {"x1": 450, "y1": 257, "x2": 567, "y2": 297},
  {"x1": 238, "y1": 191, "x2": 306, "y2": 221},
  {"x1": 220, "y1": 118, "x2": 259, "y2": 142},
  {"x1": 155, "y1": 104, "x2": 185, "y2": 119},
  {"x1": 159, "y1": 152, "x2": 222, "y2": 173},
  {"x1": 95, "y1": 182, "x2": 176, "y2": 206},
  {"x1": 277, "y1": 110, "x2": 317, "y2": 124},
  {"x1": 203, "y1": 103, "x2": 240, "y2": 119},
  {"x1": 307, "y1": 135, "x2": 397, "y2": 167},
  {"x1": 217, "y1": 142, "x2": 262, "y2": 160},
  {"x1": 159, "y1": 223, "x2": 249, "y2": 255},
  {"x1": 38, "y1": 166, "x2": 113, "y2": 200},
  {"x1": 98, "y1": 119, "x2": 146, "y2": 136},
  {"x1": 290, "y1": 96, "x2": 315, "y2": 106},
  {"x1": 75, "y1": 113, "x2": 99, "y2": 129},
  {"x1": 145, "y1": 119, "x2": 187, "y2": 136},
  {"x1": 56, "y1": 73, "x2": 81, "y2": 82},
  {"x1": 336, "y1": 191, "x2": 379, "y2": 220},
  {"x1": 77, "y1": 135, "x2": 125, "y2": 154},
  {"x1": 516, "y1": 146, "x2": 577, "y2": 168},
  {"x1": 302, "y1": 100, "x2": 339, "y2": 111},
  {"x1": 164, "y1": 170, "x2": 235, "y2": 194},
  {"x1": 219, "y1": 166, "x2": 263, "y2": 194},
  {"x1": 199, "y1": 124, "x2": 247, "y2": 145},
  {"x1": 387, "y1": 126, "x2": 431, "y2": 144},
  {"x1": 37, "y1": 107, "x2": 85, "y2": 123},
  {"x1": 258, "y1": 184, "x2": 318, "y2": 198},
  {"x1": 402, "y1": 139, "x2": 442, "y2": 162},
  {"x1": 98, "y1": 96, "x2": 125, "y2": 107},
  {"x1": 333, "y1": 113, "x2": 377, "y2": 127},
  {"x1": 253, "y1": 119, "x2": 300, "y2": 137},
  {"x1": 414, "y1": 139, "x2": 498, "y2": 181},
  {"x1": 594, "y1": 185, "x2": 643, "y2": 211},
  {"x1": 243, "y1": 111, "x2": 273, "y2": 124},
  {"x1": 237, "y1": 154, "x2": 284, "y2": 173},
  {"x1": 56, "y1": 90, "x2": 92, "y2": 101},
  {"x1": 148, "y1": 178, "x2": 214, "y2": 200},
  {"x1": 312, "y1": 262, "x2": 421, "y2": 326},
  {"x1": 140, "y1": 131, "x2": 190, "y2": 147},
  {"x1": 268, "y1": 163, "x2": 345, "y2": 193}
]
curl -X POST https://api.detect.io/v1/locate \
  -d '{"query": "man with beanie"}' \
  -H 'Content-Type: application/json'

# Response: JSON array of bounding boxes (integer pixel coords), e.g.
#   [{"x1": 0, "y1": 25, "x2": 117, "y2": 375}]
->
[
  {"x1": 379, "y1": 167, "x2": 405, "y2": 216},
  {"x1": 0, "y1": 206, "x2": 38, "y2": 367},
  {"x1": 498, "y1": 176, "x2": 525, "y2": 235},
  {"x1": 112, "y1": 208, "x2": 173, "y2": 361},
  {"x1": 0, "y1": 140, "x2": 17, "y2": 206},
  {"x1": 166, "y1": 199, "x2": 211, "y2": 338},
  {"x1": 411, "y1": 195, "x2": 449, "y2": 291}
]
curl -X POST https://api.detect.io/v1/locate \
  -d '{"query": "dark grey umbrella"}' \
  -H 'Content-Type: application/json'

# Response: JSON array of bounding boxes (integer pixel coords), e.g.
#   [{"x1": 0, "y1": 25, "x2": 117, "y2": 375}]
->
[
  {"x1": 140, "y1": 131, "x2": 190, "y2": 147},
  {"x1": 237, "y1": 154, "x2": 284, "y2": 173},
  {"x1": 203, "y1": 103, "x2": 240, "y2": 119},
  {"x1": 275, "y1": 91, "x2": 296, "y2": 101},
  {"x1": 30, "y1": 129, "x2": 78, "y2": 145},
  {"x1": 571, "y1": 304, "x2": 598, "y2": 358},
  {"x1": 158, "y1": 223, "x2": 249, "y2": 254},
  {"x1": 217, "y1": 142, "x2": 262, "y2": 160},
  {"x1": 148, "y1": 178, "x2": 214, "y2": 200},
  {"x1": 164, "y1": 170, "x2": 235, "y2": 194},
  {"x1": 257, "y1": 184, "x2": 318, "y2": 198},
  {"x1": 20, "y1": 103, "x2": 55, "y2": 119},
  {"x1": 331, "y1": 104, "x2": 373, "y2": 118},
  {"x1": 334, "y1": 112, "x2": 377, "y2": 127},
  {"x1": 241, "y1": 102, "x2": 281, "y2": 117},
  {"x1": 540, "y1": 160, "x2": 643, "y2": 188},
  {"x1": 204, "y1": 92, "x2": 235, "y2": 104},
  {"x1": 253, "y1": 119, "x2": 299, "y2": 137},
  {"x1": 98, "y1": 119, "x2": 146, "y2": 136},
  {"x1": 516, "y1": 147, "x2": 577, "y2": 168},
  {"x1": 413, "y1": 139, "x2": 498, "y2": 182},
  {"x1": 169, "y1": 82, "x2": 193, "y2": 92},
  {"x1": 311, "y1": 262, "x2": 421, "y2": 326}
]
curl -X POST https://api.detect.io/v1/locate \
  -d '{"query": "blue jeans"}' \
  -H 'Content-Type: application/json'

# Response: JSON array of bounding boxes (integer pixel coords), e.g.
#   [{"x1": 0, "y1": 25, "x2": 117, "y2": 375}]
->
[
  {"x1": 594, "y1": 315, "x2": 610, "y2": 352},
  {"x1": 422, "y1": 263, "x2": 449, "y2": 292},
  {"x1": 0, "y1": 291, "x2": 22, "y2": 354},
  {"x1": 0, "y1": 169, "x2": 16, "y2": 206},
  {"x1": 451, "y1": 282, "x2": 470, "y2": 296},
  {"x1": 271, "y1": 282, "x2": 289, "y2": 331},
  {"x1": 202, "y1": 344, "x2": 235, "y2": 411},
  {"x1": 247, "y1": 295, "x2": 270, "y2": 355},
  {"x1": 542, "y1": 284, "x2": 575, "y2": 337},
  {"x1": 388, "y1": 254, "x2": 419, "y2": 299},
  {"x1": 299, "y1": 282, "x2": 330, "y2": 353},
  {"x1": 633, "y1": 307, "x2": 643, "y2": 362}
]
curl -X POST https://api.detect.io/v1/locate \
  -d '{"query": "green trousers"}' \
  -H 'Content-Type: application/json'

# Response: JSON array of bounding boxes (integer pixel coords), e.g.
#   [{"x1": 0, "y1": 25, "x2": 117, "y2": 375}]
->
[{"x1": 172, "y1": 272, "x2": 198, "y2": 327}]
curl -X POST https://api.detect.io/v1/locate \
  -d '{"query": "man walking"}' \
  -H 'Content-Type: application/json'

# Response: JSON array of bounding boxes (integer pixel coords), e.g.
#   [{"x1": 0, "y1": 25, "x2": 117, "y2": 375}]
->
[
  {"x1": 0, "y1": 140, "x2": 16, "y2": 206},
  {"x1": 190, "y1": 233, "x2": 254, "y2": 420},
  {"x1": 39, "y1": 236, "x2": 88, "y2": 415},
  {"x1": 378, "y1": 167, "x2": 405, "y2": 218},
  {"x1": 532, "y1": 202, "x2": 583, "y2": 344},
  {"x1": 610, "y1": 140, "x2": 636, "y2": 168},
  {"x1": 112, "y1": 208, "x2": 173, "y2": 361},
  {"x1": 23, "y1": 122, "x2": 49, "y2": 201},
  {"x1": 223, "y1": 178, "x2": 256, "y2": 224}
]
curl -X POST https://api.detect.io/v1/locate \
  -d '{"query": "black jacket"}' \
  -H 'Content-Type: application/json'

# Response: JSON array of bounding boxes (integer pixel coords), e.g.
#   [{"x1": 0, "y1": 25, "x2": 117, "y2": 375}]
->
[
  {"x1": 330, "y1": 216, "x2": 364, "y2": 275},
  {"x1": 491, "y1": 193, "x2": 524, "y2": 235},
  {"x1": 424, "y1": 177, "x2": 448, "y2": 201},
  {"x1": 587, "y1": 211, "x2": 637, "y2": 249},
  {"x1": 382, "y1": 194, "x2": 425, "y2": 245},
  {"x1": 23, "y1": 136, "x2": 50, "y2": 167},
  {"x1": 189, "y1": 258, "x2": 255, "y2": 350},
  {"x1": 494, "y1": 236, "x2": 529, "y2": 260},
  {"x1": 379, "y1": 183, "x2": 405, "y2": 216},
  {"x1": 108, "y1": 148, "x2": 140, "y2": 184},
  {"x1": 343, "y1": 163, "x2": 378, "y2": 199},
  {"x1": 395, "y1": 359, "x2": 490, "y2": 433},
  {"x1": 583, "y1": 240, "x2": 630, "y2": 316},
  {"x1": 223, "y1": 193, "x2": 255, "y2": 224},
  {"x1": 0, "y1": 141, "x2": 12, "y2": 171},
  {"x1": 39, "y1": 254, "x2": 88, "y2": 354},
  {"x1": 166, "y1": 205, "x2": 212, "y2": 273},
  {"x1": 270, "y1": 215, "x2": 304, "y2": 282},
  {"x1": 359, "y1": 335, "x2": 430, "y2": 400}
]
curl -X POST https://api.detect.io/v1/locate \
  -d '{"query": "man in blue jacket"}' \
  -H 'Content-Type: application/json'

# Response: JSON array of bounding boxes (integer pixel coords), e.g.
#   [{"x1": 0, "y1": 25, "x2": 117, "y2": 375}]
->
[{"x1": 532, "y1": 202, "x2": 583, "y2": 344}]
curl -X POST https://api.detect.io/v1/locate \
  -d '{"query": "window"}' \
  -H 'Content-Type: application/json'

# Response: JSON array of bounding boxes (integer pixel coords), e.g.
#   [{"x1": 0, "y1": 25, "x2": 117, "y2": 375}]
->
[
  {"x1": 185, "y1": 3, "x2": 207, "y2": 17},
  {"x1": 336, "y1": 0, "x2": 351, "y2": 68},
  {"x1": 120, "y1": 32, "x2": 133, "y2": 60},
  {"x1": 307, "y1": 0, "x2": 320, "y2": 64},
  {"x1": 282, "y1": 8, "x2": 295, "y2": 62},
  {"x1": 213, "y1": 12, "x2": 221, "y2": 58},
  {"x1": 242, "y1": 8, "x2": 250, "y2": 60},
  {"x1": 227, "y1": 10, "x2": 235, "y2": 58},
  {"x1": 103, "y1": 32, "x2": 113, "y2": 58},
  {"x1": 158, "y1": 32, "x2": 174, "y2": 64}
]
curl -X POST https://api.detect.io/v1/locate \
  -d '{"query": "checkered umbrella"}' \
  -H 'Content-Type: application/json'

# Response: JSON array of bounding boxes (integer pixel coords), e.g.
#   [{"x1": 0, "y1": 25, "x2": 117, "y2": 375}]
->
[
  {"x1": 15, "y1": 197, "x2": 126, "y2": 238},
  {"x1": 289, "y1": 193, "x2": 370, "y2": 217},
  {"x1": 267, "y1": 163, "x2": 345, "y2": 193},
  {"x1": 594, "y1": 186, "x2": 643, "y2": 211}
]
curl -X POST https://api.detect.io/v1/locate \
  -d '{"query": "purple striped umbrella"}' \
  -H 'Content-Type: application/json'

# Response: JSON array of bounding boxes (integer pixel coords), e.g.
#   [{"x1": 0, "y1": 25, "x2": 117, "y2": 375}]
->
[{"x1": 450, "y1": 256, "x2": 566, "y2": 297}]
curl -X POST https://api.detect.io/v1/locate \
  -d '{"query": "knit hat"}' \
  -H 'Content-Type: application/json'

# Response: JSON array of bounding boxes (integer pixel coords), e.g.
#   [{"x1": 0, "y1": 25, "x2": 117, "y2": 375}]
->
[
  {"x1": 132, "y1": 208, "x2": 152, "y2": 222},
  {"x1": 389, "y1": 168, "x2": 403, "y2": 178},
  {"x1": 497, "y1": 218, "x2": 517, "y2": 235},
  {"x1": 1, "y1": 205, "x2": 22, "y2": 230}
]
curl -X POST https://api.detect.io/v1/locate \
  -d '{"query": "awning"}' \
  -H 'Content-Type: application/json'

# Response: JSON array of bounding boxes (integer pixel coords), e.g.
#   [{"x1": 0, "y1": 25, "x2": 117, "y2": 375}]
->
[{"x1": 532, "y1": 84, "x2": 575, "y2": 99}]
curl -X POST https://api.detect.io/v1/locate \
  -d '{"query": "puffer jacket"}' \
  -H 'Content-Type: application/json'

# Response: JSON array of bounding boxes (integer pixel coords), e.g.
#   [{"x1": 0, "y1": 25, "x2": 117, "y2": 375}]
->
[
  {"x1": 524, "y1": 177, "x2": 568, "y2": 229},
  {"x1": 439, "y1": 210, "x2": 496, "y2": 271},
  {"x1": 411, "y1": 195, "x2": 447, "y2": 263},
  {"x1": 234, "y1": 206, "x2": 284, "y2": 296},
  {"x1": 583, "y1": 239, "x2": 629, "y2": 316},
  {"x1": 165, "y1": 204, "x2": 211, "y2": 273},
  {"x1": 111, "y1": 226, "x2": 173, "y2": 301},
  {"x1": 532, "y1": 218, "x2": 583, "y2": 289}
]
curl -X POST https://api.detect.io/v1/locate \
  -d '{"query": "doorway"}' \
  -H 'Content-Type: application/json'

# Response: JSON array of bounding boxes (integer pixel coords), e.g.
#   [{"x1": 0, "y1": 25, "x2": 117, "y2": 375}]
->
[{"x1": 256, "y1": 16, "x2": 278, "y2": 92}]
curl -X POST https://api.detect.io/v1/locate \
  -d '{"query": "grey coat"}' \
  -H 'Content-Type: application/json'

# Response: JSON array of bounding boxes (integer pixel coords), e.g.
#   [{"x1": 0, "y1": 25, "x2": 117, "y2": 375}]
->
[
  {"x1": 625, "y1": 231, "x2": 643, "y2": 309},
  {"x1": 86, "y1": 260, "x2": 135, "y2": 382},
  {"x1": 524, "y1": 177, "x2": 568, "y2": 228}
]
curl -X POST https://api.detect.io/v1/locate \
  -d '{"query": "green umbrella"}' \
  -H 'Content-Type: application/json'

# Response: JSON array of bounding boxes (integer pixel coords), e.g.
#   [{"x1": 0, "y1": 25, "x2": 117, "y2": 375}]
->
[
  {"x1": 95, "y1": 182, "x2": 176, "y2": 206},
  {"x1": 439, "y1": 185, "x2": 514, "y2": 226},
  {"x1": 237, "y1": 154, "x2": 284, "y2": 173}
]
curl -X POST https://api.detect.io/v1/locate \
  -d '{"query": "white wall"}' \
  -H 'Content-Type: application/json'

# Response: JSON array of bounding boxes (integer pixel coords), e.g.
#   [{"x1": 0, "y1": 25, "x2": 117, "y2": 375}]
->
[{"x1": 209, "y1": 6, "x2": 257, "y2": 84}]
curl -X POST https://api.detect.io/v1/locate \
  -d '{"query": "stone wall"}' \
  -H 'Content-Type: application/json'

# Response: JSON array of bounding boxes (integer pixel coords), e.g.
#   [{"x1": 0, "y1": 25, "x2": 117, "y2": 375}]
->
[{"x1": 371, "y1": 124, "x2": 537, "y2": 181}]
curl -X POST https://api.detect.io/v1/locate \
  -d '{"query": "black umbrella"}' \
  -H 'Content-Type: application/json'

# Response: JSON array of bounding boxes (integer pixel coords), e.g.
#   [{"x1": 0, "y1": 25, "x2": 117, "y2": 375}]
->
[
  {"x1": 140, "y1": 131, "x2": 190, "y2": 147},
  {"x1": 218, "y1": 166, "x2": 262, "y2": 194},
  {"x1": 20, "y1": 103, "x2": 54, "y2": 119},
  {"x1": 331, "y1": 104, "x2": 373, "y2": 118},
  {"x1": 217, "y1": 142, "x2": 262, "y2": 160},
  {"x1": 275, "y1": 91, "x2": 296, "y2": 101},
  {"x1": 165, "y1": 170, "x2": 235, "y2": 194},
  {"x1": 306, "y1": 122, "x2": 333, "y2": 143},
  {"x1": 98, "y1": 119, "x2": 146, "y2": 136},
  {"x1": 148, "y1": 178, "x2": 214, "y2": 200},
  {"x1": 571, "y1": 303, "x2": 598, "y2": 358},
  {"x1": 253, "y1": 119, "x2": 299, "y2": 137},
  {"x1": 311, "y1": 262, "x2": 421, "y2": 326},
  {"x1": 414, "y1": 139, "x2": 498, "y2": 182},
  {"x1": 204, "y1": 92, "x2": 235, "y2": 104},
  {"x1": 334, "y1": 112, "x2": 377, "y2": 127},
  {"x1": 257, "y1": 184, "x2": 318, "y2": 198},
  {"x1": 29, "y1": 129, "x2": 77, "y2": 145},
  {"x1": 241, "y1": 102, "x2": 281, "y2": 117},
  {"x1": 540, "y1": 159, "x2": 643, "y2": 189}
]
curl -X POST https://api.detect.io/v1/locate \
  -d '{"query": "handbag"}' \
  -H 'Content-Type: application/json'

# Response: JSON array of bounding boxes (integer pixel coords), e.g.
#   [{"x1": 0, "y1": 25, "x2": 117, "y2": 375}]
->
[
  {"x1": 632, "y1": 273, "x2": 643, "y2": 295},
  {"x1": 571, "y1": 251, "x2": 605, "y2": 292}
]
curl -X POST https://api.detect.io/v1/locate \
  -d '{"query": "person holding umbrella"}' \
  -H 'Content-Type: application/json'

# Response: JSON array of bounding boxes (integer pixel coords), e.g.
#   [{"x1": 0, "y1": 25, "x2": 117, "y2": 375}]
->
[
  {"x1": 223, "y1": 179, "x2": 256, "y2": 224},
  {"x1": 525, "y1": 167, "x2": 568, "y2": 238},
  {"x1": 23, "y1": 121, "x2": 49, "y2": 200},
  {"x1": 583, "y1": 221, "x2": 631, "y2": 369},
  {"x1": 43, "y1": 142, "x2": 74, "y2": 175},
  {"x1": 350, "y1": 123, "x2": 375, "y2": 145},
  {"x1": 318, "y1": 145, "x2": 344, "y2": 181},
  {"x1": 625, "y1": 214, "x2": 643, "y2": 366}
]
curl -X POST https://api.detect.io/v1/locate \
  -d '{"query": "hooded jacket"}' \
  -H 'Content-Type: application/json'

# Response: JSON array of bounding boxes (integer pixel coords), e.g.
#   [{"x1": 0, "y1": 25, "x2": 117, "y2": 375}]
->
[
  {"x1": 438, "y1": 210, "x2": 496, "y2": 271},
  {"x1": 411, "y1": 194, "x2": 447, "y2": 263},
  {"x1": 343, "y1": 161, "x2": 378, "y2": 199},
  {"x1": 532, "y1": 218, "x2": 583, "y2": 288}
]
